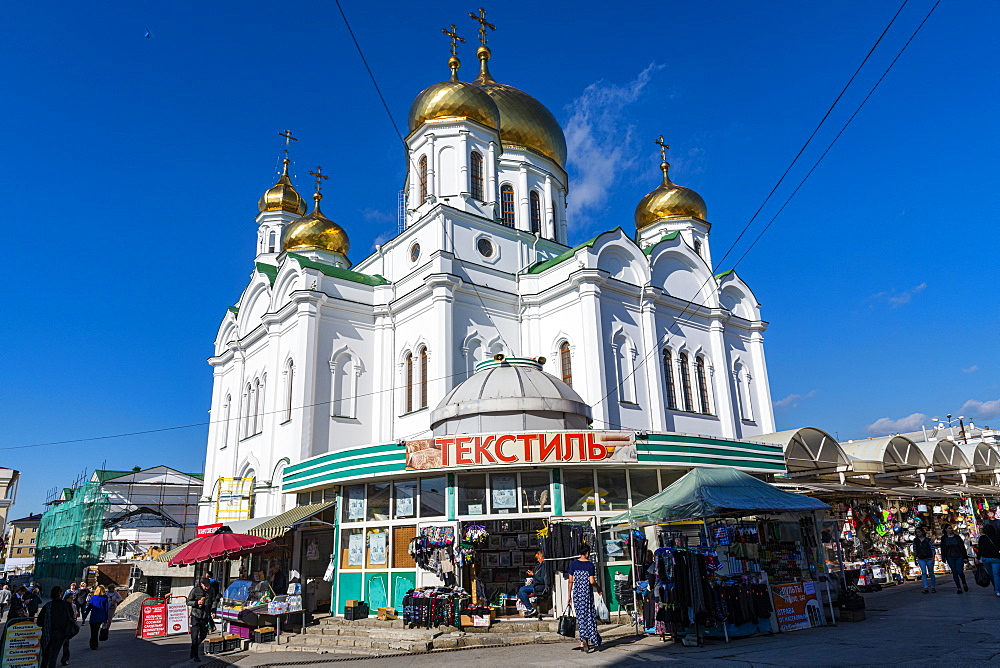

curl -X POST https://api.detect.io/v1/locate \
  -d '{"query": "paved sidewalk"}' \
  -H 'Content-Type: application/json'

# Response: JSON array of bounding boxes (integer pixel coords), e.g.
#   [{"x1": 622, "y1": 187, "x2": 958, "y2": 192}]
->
[{"x1": 226, "y1": 580, "x2": 1000, "y2": 667}]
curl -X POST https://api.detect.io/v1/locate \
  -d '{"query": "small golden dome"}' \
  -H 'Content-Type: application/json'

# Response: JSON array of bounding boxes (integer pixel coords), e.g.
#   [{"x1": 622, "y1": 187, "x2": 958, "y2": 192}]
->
[
  {"x1": 634, "y1": 162, "x2": 708, "y2": 229},
  {"x1": 473, "y1": 47, "x2": 567, "y2": 168},
  {"x1": 409, "y1": 56, "x2": 501, "y2": 133},
  {"x1": 258, "y1": 158, "x2": 307, "y2": 215},
  {"x1": 281, "y1": 192, "x2": 350, "y2": 257}
]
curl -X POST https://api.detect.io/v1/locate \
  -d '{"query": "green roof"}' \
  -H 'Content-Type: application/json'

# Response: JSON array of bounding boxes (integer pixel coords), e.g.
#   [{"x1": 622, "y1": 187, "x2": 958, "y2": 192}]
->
[
  {"x1": 227, "y1": 306, "x2": 239, "y2": 315},
  {"x1": 94, "y1": 467, "x2": 204, "y2": 484},
  {"x1": 525, "y1": 229, "x2": 619, "y2": 274},
  {"x1": 255, "y1": 262, "x2": 279, "y2": 287},
  {"x1": 714, "y1": 269, "x2": 735, "y2": 279},
  {"x1": 642, "y1": 230, "x2": 681, "y2": 255},
  {"x1": 287, "y1": 253, "x2": 390, "y2": 286}
]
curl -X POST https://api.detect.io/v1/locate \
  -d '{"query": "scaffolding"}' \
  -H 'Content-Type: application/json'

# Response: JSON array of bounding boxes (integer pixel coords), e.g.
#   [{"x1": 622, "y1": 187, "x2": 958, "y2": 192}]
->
[
  {"x1": 213, "y1": 477, "x2": 255, "y2": 523},
  {"x1": 35, "y1": 482, "x2": 109, "y2": 585}
]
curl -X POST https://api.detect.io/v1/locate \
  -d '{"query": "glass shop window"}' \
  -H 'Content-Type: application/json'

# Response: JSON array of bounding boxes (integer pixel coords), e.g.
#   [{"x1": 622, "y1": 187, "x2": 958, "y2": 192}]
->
[
  {"x1": 420, "y1": 476, "x2": 446, "y2": 517},
  {"x1": 490, "y1": 472, "x2": 519, "y2": 514},
  {"x1": 520, "y1": 471, "x2": 551, "y2": 513},
  {"x1": 596, "y1": 469, "x2": 629, "y2": 511},
  {"x1": 459, "y1": 474, "x2": 487, "y2": 516},
  {"x1": 393, "y1": 480, "x2": 417, "y2": 520},
  {"x1": 340, "y1": 527, "x2": 364, "y2": 569},
  {"x1": 629, "y1": 469, "x2": 660, "y2": 505},
  {"x1": 342, "y1": 485, "x2": 365, "y2": 523},
  {"x1": 366, "y1": 528, "x2": 389, "y2": 568},
  {"x1": 562, "y1": 469, "x2": 597, "y2": 512},
  {"x1": 367, "y1": 482, "x2": 391, "y2": 521}
]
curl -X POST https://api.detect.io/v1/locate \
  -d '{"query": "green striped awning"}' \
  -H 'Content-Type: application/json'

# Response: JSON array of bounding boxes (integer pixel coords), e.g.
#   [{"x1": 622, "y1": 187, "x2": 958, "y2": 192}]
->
[
  {"x1": 156, "y1": 540, "x2": 195, "y2": 563},
  {"x1": 246, "y1": 501, "x2": 335, "y2": 539}
]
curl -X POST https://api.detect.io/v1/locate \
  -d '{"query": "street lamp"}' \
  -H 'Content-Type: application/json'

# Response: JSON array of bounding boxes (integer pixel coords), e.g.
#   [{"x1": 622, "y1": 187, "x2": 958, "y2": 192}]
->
[{"x1": 931, "y1": 414, "x2": 968, "y2": 444}]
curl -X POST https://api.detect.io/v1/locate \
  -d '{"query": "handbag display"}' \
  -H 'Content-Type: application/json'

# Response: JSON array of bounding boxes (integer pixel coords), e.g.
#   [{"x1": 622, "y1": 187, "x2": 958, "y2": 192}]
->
[
  {"x1": 974, "y1": 563, "x2": 992, "y2": 588},
  {"x1": 557, "y1": 604, "x2": 577, "y2": 638}
]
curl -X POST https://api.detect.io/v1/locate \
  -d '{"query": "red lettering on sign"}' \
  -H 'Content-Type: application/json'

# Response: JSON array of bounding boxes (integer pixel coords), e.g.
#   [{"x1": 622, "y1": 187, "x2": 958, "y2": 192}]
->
[
  {"x1": 497, "y1": 435, "x2": 519, "y2": 462},
  {"x1": 587, "y1": 433, "x2": 607, "y2": 460},
  {"x1": 475, "y1": 436, "x2": 498, "y2": 464},
  {"x1": 455, "y1": 437, "x2": 473, "y2": 466},
  {"x1": 539, "y1": 433, "x2": 560, "y2": 462},
  {"x1": 438, "y1": 438, "x2": 455, "y2": 466},
  {"x1": 563, "y1": 434, "x2": 583, "y2": 461}
]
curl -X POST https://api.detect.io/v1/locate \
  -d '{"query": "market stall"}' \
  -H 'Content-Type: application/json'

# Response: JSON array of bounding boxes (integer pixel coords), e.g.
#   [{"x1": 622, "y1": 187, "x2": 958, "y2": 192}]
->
[{"x1": 605, "y1": 467, "x2": 831, "y2": 642}]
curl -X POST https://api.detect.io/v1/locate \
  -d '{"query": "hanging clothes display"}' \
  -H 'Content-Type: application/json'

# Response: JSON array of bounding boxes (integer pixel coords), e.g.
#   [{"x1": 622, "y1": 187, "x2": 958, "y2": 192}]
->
[{"x1": 402, "y1": 586, "x2": 470, "y2": 628}]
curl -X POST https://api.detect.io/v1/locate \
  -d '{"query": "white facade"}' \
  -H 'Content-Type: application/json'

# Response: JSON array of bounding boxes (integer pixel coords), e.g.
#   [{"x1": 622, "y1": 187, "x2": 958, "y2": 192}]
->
[{"x1": 198, "y1": 52, "x2": 775, "y2": 524}]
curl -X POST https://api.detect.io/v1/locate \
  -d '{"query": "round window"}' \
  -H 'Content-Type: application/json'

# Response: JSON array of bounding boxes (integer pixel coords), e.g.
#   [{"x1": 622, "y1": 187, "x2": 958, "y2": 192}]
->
[
  {"x1": 410, "y1": 243, "x2": 420, "y2": 263},
  {"x1": 477, "y1": 238, "x2": 494, "y2": 258}
]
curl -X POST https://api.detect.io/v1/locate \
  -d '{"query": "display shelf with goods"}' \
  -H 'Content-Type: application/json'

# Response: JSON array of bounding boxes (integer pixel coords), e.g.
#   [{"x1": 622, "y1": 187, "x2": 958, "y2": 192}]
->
[{"x1": 218, "y1": 579, "x2": 275, "y2": 638}]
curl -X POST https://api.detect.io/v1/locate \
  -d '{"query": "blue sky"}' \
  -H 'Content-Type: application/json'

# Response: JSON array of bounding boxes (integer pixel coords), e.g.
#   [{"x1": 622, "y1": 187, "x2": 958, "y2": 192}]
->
[{"x1": 3, "y1": 1, "x2": 998, "y2": 514}]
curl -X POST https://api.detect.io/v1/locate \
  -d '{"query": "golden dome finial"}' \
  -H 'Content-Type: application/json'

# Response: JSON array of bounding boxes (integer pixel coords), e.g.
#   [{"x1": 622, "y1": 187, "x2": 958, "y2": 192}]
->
[
  {"x1": 654, "y1": 135, "x2": 673, "y2": 182},
  {"x1": 258, "y1": 130, "x2": 307, "y2": 214},
  {"x1": 469, "y1": 8, "x2": 496, "y2": 46},
  {"x1": 308, "y1": 166, "x2": 329, "y2": 202},
  {"x1": 281, "y1": 165, "x2": 350, "y2": 257},
  {"x1": 476, "y1": 45, "x2": 494, "y2": 83},
  {"x1": 634, "y1": 140, "x2": 707, "y2": 229}
]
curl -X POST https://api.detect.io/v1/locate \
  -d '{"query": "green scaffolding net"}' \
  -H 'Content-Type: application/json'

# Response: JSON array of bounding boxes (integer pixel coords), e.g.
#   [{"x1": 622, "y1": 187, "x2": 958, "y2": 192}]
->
[{"x1": 35, "y1": 482, "x2": 109, "y2": 584}]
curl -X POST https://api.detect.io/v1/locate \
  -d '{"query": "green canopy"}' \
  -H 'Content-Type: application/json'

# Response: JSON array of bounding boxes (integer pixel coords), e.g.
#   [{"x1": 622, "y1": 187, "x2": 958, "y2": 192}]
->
[{"x1": 604, "y1": 467, "x2": 829, "y2": 526}]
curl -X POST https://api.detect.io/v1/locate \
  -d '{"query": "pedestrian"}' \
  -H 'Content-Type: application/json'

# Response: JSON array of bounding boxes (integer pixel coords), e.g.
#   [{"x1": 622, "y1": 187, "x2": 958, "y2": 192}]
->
[
  {"x1": 912, "y1": 528, "x2": 937, "y2": 593},
  {"x1": 85, "y1": 585, "x2": 110, "y2": 650},
  {"x1": 36, "y1": 586, "x2": 77, "y2": 668},
  {"x1": 26, "y1": 587, "x2": 43, "y2": 617},
  {"x1": 9, "y1": 586, "x2": 30, "y2": 620},
  {"x1": 61, "y1": 590, "x2": 79, "y2": 666},
  {"x1": 187, "y1": 577, "x2": 219, "y2": 664},
  {"x1": 982, "y1": 510, "x2": 1000, "y2": 533},
  {"x1": 940, "y1": 524, "x2": 970, "y2": 593},
  {"x1": 566, "y1": 544, "x2": 601, "y2": 653},
  {"x1": 101, "y1": 585, "x2": 122, "y2": 636},
  {"x1": 269, "y1": 564, "x2": 287, "y2": 597},
  {"x1": 977, "y1": 524, "x2": 1000, "y2": 597},
  {"x1": 0, "y1": 584, "x2": 11, "y2": 619},
  {"x1": 518, "y1": 549, "x2": 549, "y2": 618},
  {"x1": 75, "y1": 583, "x2": 90, "y2": 622}
]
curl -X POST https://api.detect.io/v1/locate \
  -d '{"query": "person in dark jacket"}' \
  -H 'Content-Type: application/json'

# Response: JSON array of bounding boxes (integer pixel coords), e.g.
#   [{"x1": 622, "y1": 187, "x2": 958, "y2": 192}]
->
[
  {"x1": 912, "y1": 528, "x2": 937, "y2": 593},
  {"x1": 61, "y1": 589, "x2": 80, "y2": 666},
  {"x1": 187, "y1": 577, "x2": 220, "y2": 663},
  {"x1": 37, "y1": 586, "x2": 76, "y2": 668},
  {"x1": 978, "y1": 524, "x2": 1000, "y2": 596},
  {"x1": 9, "y1": 586, "x2": 30, "y2": 620},
  {"x1": 75, "y1": 583, "x2": 90, "y2": 622},
  {"x1": 940, "y1": 524, "x2": 969, "y2": 593},
  {"x1": 85, "y1": 585, "x2": 110, "y2": 650},
  {"x1": 518, "y1": 550, "x2": 549, "y2": 618},
  {"x1": 25, "y1": 587, "x2": 43, "y2": 617}
]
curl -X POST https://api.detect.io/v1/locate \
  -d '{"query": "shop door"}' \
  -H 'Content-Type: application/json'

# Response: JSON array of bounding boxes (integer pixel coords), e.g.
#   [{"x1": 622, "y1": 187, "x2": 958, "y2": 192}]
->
[
  {"x1": 415, "y1": 521, "x2": 460, "y2": 589},
  {"x1": 366, "y1": 573, "x2": 389, "y2": 610},
  {"x1": 391, "y1": 572, "x2": 416, "y2": 610},
  {"x1": 300, "y1": 531, "x2": 334, "y2": 613}
]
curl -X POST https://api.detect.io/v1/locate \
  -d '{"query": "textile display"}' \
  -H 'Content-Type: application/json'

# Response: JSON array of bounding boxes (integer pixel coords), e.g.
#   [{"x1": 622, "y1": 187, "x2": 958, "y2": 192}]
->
[{"x1": 401, "y1": 586, "x2": 470, "y2": 628}]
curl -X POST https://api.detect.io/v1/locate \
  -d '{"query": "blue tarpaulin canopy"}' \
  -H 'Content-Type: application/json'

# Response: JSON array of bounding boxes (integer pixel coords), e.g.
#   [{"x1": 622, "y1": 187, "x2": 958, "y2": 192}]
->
[{"x1": 604, "y1": 467, "x2": 829, "y2": 526}]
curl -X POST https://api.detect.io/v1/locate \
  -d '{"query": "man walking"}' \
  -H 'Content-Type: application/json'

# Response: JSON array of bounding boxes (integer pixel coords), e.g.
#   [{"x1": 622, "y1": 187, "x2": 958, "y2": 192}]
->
[
  {"x1": 0, "y1": 584, "x2": 11, "y2": 620},
  {"x1": 187, "y1": 577, "x2": 219, "y2": 663}
]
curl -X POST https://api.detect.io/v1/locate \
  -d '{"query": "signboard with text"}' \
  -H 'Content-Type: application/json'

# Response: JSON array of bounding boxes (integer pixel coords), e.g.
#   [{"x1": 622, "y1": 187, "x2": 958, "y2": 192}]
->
[
  {"x1": 405, "y1": 431, "x2": 636, "y2": 470},
  {"x1": 770, "y1": 581, "x2": 824, "y2": 632},
  {"x1": 139, "y1": 600, "x2": 189, "y2": 638},
  {"x1": 2, "y1": 619, "x2": 42, "y2": 667},
  {"x1": 196, "y1": 523, "x2": 223, "y2": 537}
]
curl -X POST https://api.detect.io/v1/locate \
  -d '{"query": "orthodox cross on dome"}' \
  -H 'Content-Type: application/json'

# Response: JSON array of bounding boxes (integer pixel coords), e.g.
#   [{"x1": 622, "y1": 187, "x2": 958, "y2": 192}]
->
[
  {"x1": 309, "y1": 166, "x2": 329, "y2": 193},
  {"x1": 468, "y1": 8, "x2": 496, "y2": 46},
  {"x1": 278, "y1": 129, "x2": 298, "y2": 159},
  {"x1": 655, "y1": 135, "x2": 670, "y2": 162},
  {"x1": 441, "y1": 24, "x2": 465, "y2": 56}
]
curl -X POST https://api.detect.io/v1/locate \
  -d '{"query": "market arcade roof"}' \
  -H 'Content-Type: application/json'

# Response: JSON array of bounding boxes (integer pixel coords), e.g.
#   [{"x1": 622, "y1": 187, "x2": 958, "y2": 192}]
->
[
  {"x1": 840, "y1": 436, "x2": 930, "y2": 475},
  {"x1": 756, "y1": 427, "x2": 850, "y2": 476}
]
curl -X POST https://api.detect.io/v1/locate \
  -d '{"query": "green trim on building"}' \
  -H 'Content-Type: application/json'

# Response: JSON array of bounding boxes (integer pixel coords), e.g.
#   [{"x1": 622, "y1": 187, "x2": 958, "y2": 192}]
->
[
  {"x1": 287, "y1": 253, "x2": 390, "y2": 286},
  {"x1": 642, "y1": 230, "x2": 681, "y2": 255},
  {"x1": 638, "y1": 453, "x2": 786, "y2": 470},
  {"x1": 640, "y1": 442, "x2": 785, "y2": 463},
  {"x1": 283, "y1": 452, "x2": 406, "y2": 485},
  {"x1": 284, "y1": 461, "x2": 406, "y2": 492},
  {"x1": 524, "y1": 229, "x2": 619, "y2": 275},
  {"x1": 714, "y1": 269, "x2": 735, "y2": 280},
  {"x1": 227, "y1": 306, "x2": 239, "y2": 315},
  {"x1": 552, "y1": 469, "x2": 563, "y2": 517},
  {"x1": 256, "y1": 262, "x2": 279, "y2": 286}
]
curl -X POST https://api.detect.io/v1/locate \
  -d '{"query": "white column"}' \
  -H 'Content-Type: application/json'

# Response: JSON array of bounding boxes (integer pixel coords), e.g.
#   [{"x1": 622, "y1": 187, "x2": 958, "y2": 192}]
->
[
  {"x1": 576, "y1": 274, "x2": 609, "y2": 428},
  {"x1": 426, "y1": 134, "x2": 437, "y2": 201},
  {"x1": 747, "y1": 330, "x2": 776, "y2": 433},
  {"x1": 639, "y1": 290, "x2": 666, "y2": 431},
  {"x1": 487, "y1": 140, "x2": 498, "y2": 213},
  {"x1": 543, "y1": 174, "x2": 555, "y2": 240},
  {"x1": 708, "y1": 319, "x2": 736, "y2": 438},
  {"x1": 298, "y1": 299, "x2": 322, "y2": 459},
  {"x1": 372, "y1": 304, "x2": 393, "y2": 443},
  {"x1": 457, "y1": 132, "x2": 469, "y2": 197},
  {"x1": 517, "y1": 163, "x2": 530, "y2": 233}
]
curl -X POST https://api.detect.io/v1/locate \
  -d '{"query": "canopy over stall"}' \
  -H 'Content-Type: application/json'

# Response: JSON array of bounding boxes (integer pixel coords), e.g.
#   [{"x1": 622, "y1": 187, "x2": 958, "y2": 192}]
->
[
  {"x1": 841, "y1": 436, "x2": 930, "y2": 479},
  {"x1": 604, "y1": 467, "x2": 829, "y2": 526},
  {"x1": 168, "y1": 531, "x2": 271, "y2": 566},
  {"x1": 757, "y1": 428, "x2": 850, "y2": 477}
]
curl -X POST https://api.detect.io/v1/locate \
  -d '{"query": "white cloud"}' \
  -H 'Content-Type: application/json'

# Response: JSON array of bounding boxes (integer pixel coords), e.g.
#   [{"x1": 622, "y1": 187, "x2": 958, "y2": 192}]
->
[
  {"x1": 866, "y1": 282, "x2": 926, "y2": 309},
  {"x1": 362, "y1": 208, "x2": 394, "y2": 224},
  {"x1": 962, "y1": 365, "x2": 979, "y2": 373},
  {"x1": 865, "y1": 412, "x2": 928, "y2": 436},
  {"x1": 564, "y1": 63, "x2": 662, "y2": 226},
  {"x1": 773, "y1": 390, "x2": 818, "y2": 410},
  {"x1": 961, "y1": 398, "x2": 1000, "y2": 420}
]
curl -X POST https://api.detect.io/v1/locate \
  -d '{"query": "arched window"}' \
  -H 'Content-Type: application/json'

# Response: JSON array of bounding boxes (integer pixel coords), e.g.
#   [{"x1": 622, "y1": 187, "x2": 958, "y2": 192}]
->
[
  {"x1": 500, "y1": 184, "x2": 515, "y2": 226},
  {"x1": 466, "y1": 339, "x2": 482, "y2": 380},
  {"x1": 734, "y1": 363, "x2": 754, "y2": 421},
  {"x1": 221, "y1": 394, "x2": 231, "y2": 449},
  {"x1": 679, "y1": 353, "x2": 694, "y2": 412},
  {"x1": 253, "y1": 377, "x2": 264, "y2": 435},
  {"x1": 405, "y1": 353, "x2": 414, "y2": 414},
  {"x1": 268, "y1": 231, "x2": 277, "y2": 253},
  {"x1": 243, "y1": 382, "x2": 254, "y2": 438},
  {"x1": 693, "y1": 239, "x2": 702, "y2": 256},
  {"x1": 284, "y1": 359, "x2": 294, "y2": 421},
  {"x1": 529, "y1": 191, "x2": 541, "y2": 234},
  {"x1": 696, "y1": 357, "x2": 711, "y2": 414},
  {"x1": 332, "y1": 352, "x2": 357, "y2": 419},
  {"x1": 662, "y1": 349, "x2": 677, "y2": 410},
  {"x1": 419, "y1": 346, "x2": 429, "y2": 409},
  {"x1": 559, "y1": 341, "x2": 572, "y2": 387},
  {"x1": 469, "y1": 151, "x2": 484, "y2": 200},
  {"x1": 418, "y1": 155, "x2": 428, "y2": 202},
  {"x1": 614, "y1": 335, "x2": 636, "y2": 404}
]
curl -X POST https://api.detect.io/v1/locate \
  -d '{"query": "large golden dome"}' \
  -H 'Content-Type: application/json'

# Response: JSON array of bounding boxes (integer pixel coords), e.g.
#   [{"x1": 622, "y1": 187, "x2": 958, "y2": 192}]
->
[
  {"x1": 634, "y1": 162, "x2": 708, "y2": 229},
  {"x1": 258, "y1": 158, "x2": 307, "y2": 215},
  {"x1": 409, "y1": 56, "x2": 501, "y2": 133},
  {"x1": 473, "y1": 47, "x2": 567, "y2": 168},
  {"x1": 281, "y1": 192, "x2": 350, "y2": 257}
]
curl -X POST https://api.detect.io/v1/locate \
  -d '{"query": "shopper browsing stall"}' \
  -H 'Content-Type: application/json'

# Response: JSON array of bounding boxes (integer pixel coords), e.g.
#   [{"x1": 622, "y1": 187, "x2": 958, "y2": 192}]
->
[
  {"x1": 567, "y1": 545, "x2": 601, "y2": 653},
  {"x1": 912, "y1": 528, "x2": 937, "y2": 593},
  {"x1": 977, "y1": 525, "x2": 1000, "y2": 597},
  {"x1": 940, "y1": 525, "x2": 970, "y2": 594}
]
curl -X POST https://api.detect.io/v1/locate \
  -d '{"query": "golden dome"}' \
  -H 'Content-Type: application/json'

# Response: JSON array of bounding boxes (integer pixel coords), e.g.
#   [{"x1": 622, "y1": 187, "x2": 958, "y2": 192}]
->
[
  {"x1": 258, "y1": 158, "x2": 307, "y2": 215},
  {"x1": 281, "y1": 192, "x2": 350, "y2": 257},
  {"x1": 634, "y1": 162, "x2": 708, "y2": 229},
  {"x1": 409, "y1": 56, "x2": 501, "y2": 133},
  {"x1": 473, "y1": 47, "x2": 567, "y2": 168}
]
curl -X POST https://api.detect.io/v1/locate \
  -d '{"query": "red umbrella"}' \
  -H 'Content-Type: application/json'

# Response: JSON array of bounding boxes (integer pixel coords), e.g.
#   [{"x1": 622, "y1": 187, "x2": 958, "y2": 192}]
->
[{"x1": 169, "y1": 532, "x2": 271, "y2": 566}]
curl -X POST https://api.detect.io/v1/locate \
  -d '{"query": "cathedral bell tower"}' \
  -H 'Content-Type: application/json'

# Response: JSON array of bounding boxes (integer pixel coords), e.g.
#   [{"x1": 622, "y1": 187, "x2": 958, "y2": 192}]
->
[
  {"x1": 634, "y1": 136, "x2": 711, "y2": 265},
  {"x1": 256, "y1": 131, "x2": 308, "y2": 260}
]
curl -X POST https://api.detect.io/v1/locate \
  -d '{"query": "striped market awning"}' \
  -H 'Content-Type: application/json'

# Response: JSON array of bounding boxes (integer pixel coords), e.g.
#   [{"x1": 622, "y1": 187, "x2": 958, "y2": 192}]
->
[{"x1": 245, "y1": 501, "x2": 335, "y2": 539}]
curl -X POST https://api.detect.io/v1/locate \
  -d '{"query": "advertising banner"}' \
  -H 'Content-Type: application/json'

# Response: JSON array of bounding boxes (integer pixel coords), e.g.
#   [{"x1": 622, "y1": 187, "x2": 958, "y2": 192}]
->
[
  {"x1": 769, "y1": 581, "x2": 824, "y2": 631},
  {"x1": 166, "y1": 602, "x2": 190, "y2": 635},
  {"x1": 405, "y1": 431, "x2": 636, "y2": 470},
  {"x1": 2, "y1": 620, "x2": 42, "y2": 667},
  {"x1": 196, "y1": 523, "x2": 223, "y2": 537},
  {"x1": 139, "y1": 603, "x2": 167, "y2": 638}
]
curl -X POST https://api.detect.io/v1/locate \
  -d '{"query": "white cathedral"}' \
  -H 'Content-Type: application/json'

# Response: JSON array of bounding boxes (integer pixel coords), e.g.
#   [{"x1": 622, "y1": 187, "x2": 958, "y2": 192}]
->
[{"x1": 198, "y1": 34, "x2": 776, "y2": 524}]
